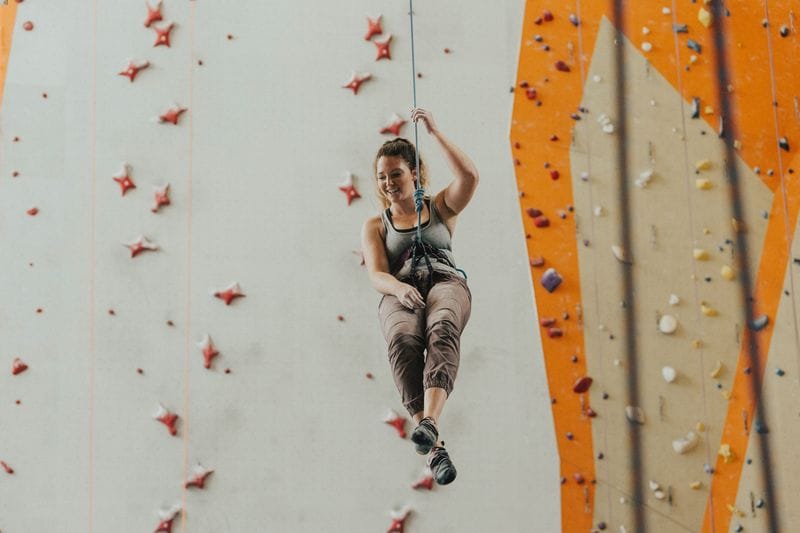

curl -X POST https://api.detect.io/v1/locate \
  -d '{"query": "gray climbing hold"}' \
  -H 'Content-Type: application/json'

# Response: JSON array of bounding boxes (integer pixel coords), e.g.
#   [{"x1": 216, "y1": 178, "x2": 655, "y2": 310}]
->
[
  {"x1": 776, "y1": 368, "x2": 785, "y2": 377},
  {"x1": 673, "y1": 23, "x2": 689, "y2": 33},
  {"x1": 756, "y1": 498, "x2": 765, "y2": 508},
  {"x1": 779, "y1": 137, "x2": 790, "y2": 151},
  {"x1": 754, "y1": 420, "x2": 768, "y2": 434},
  {"x1": 541, "y1": 268, "x2": 563, "y2": 293},
  {"x1": 749, "y1": 315, "x2": 769, "y2": 331},
  {"x1": 691, "y1": 97, "x2": 700, "y2": 118},
  {"x1": 687, "y1": 39, "x2": 702, "y2": 53},
  {"x1": 625, "y1": 405, "x2": 645, "y2": 425}
]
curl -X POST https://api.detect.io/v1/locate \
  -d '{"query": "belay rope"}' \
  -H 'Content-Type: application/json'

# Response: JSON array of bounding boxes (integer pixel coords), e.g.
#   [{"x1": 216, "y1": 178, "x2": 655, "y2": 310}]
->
[{"x1": 406, "y1": 0, "x2": 466, "y2": 295}]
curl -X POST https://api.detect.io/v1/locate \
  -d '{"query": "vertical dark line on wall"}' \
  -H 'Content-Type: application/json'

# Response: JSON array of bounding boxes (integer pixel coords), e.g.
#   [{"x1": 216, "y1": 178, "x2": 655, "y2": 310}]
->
[
  {"x1": 610, "y1": 1, "x2": 646, "y2": 530},
  {"x1": 709, "y1": 2, "x2": 780, "y2": 531}
]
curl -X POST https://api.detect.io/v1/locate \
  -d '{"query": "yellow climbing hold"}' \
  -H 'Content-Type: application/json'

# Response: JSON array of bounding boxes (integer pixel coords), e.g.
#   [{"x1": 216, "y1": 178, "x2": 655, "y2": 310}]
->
[
  {"x1": 703, "y1": 227, "x2": 711, "y2": 235},
  {"x1": 704, "y1": 105, "x2": 714, "y2": 115},
  {"x1": 693, "y1": 248, "x2": 710, "y2": 260},
  {"x1": 721, "y1": 265, "x2": 735, "y2": 280},
  {"x1": 727, "y1": 504, "x2": 746, "y2": 518},
  {"x1": 734, "y1": 139, "x2": 742, "y2": 150},
  {"x1": 690, "y1": 480, "x2": 702, "y2": 490},
  {"x1": 692, "y1": 339, "x2": 703, "y2": 349},
  {"x1": 696, "y1": 159, "x2": 712, "y2": 171},
  {"x1": 721, "y1": 389, "x2": 732, "y2": 400},
  {"x1": 701, "y1": 302, "x2": 718, "y2": 316},
  {"x1": 698, "y1": 7, "x2": 713, "y2": 28},
  {"x1": 696, "y1": 422, "x2": 706, "y2": 432},
  {"x1": 719, "y1": 443, "x2": 735, "y2": 463},
  {"x1": 696, "y1": 178, "x2": 713, "y2": 190},
  {"x1": 709, "y1": 361, "x2": 723, "y2": 378}
]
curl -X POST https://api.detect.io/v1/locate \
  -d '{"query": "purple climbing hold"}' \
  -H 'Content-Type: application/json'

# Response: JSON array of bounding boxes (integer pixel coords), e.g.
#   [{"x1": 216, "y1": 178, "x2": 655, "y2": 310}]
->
[
  {"x1": 687, "y1": 39, "x2": 702, "y2": 53},
  {"x1": 541, "y1": 268, "x2": 563, "y2": 293},
  {"x1": 569, "y1": 13, "x2": 580, "y2": 26}
]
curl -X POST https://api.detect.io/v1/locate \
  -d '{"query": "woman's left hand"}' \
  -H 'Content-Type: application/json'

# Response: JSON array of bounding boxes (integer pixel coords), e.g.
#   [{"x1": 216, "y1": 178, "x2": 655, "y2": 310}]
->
[{"x1": 411, "y1": 107, "x2": 438, "y2": 135}]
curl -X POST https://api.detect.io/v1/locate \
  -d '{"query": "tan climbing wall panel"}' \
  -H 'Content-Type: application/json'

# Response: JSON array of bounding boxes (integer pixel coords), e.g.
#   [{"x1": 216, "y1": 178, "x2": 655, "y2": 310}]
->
[
  {"x1": 573, "y1": 18, "x2": 772, "y2": 532},
  {"x1": 512, "y1": 1, "x2": 800, "y2": 531}
]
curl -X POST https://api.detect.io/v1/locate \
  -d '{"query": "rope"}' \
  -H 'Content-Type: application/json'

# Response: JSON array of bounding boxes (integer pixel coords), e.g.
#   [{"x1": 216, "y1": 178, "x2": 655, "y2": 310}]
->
[{"x1": 407, "y1": 0, "x2": 435, "y2": 294}]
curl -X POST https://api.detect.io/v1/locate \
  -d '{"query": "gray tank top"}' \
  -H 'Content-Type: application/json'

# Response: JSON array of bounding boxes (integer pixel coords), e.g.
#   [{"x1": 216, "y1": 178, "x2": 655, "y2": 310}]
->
[{"x1": 380, "y1": 197, "x2": 460, "y2": 280}]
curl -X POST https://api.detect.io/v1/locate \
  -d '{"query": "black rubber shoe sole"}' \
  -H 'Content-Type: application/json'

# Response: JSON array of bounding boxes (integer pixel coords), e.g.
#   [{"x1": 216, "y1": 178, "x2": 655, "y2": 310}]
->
[{"x1": 411, "y1": 421, "x2": 438, "y2": 455}]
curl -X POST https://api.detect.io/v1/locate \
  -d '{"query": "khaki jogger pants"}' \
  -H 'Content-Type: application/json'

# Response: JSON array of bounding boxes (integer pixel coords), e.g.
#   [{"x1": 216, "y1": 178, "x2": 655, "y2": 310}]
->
[{"x1": 378, "y1": 271, "x2": 472, "y2": 416}]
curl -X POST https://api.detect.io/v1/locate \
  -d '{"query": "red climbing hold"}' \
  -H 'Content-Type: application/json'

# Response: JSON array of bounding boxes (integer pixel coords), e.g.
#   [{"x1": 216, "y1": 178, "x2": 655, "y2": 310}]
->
[
  {"x1": 342, "y1": 72, "x2": 372, "y2": 95},
  {"x1": 540, "y1": 317, "x2": 556, "y2": 327},
  {"x1": 154, "y1": 404, "x2": 179, "y2": 436},
  {"x1": 525, "y1": 208, "x2": 543, "y2": 218},
  {"x1": 383, "y1": 409, "x2": 407, "y2": 438},
  {"x1": 412, "y1": 468, "x2": 434, "y2": 490},
  {"x1": 525, "y1": 88, "x2": 538, "y2": 100},
  {"x1": 530, "y1": 256, "x2": 545, "y2": 267},
  {"x1": 0, "y1": 461, "x2": 14, "y2": 474},
  {"x1": 214, "y1": 282, "x2": 245, "y2": 306},
  {"x1": 555, "y1": 61, "x2": 570, "y2": 72},
  {"x1": 365, "y1": 15, "x2": 383, "y2": 40},
  {"x1": 197, "y1": 334, "x2": 220, "y2": 369},
  {"x1": 152, "y1": 22, "x2": 175, "y2": 47},
  {"x1": 158, "y1": 104, "x2": 187, "y2": 125},
  {"x1": 547, "y1": 328, "x2": 563, "y2": 338},
  {"x1": 153, "y1": 506, "x2": 181, "y2": 533},
  {"x1": 534, "y1": 216, "x2": 550, "y2": 228},
  {"x1": 151, "y1": 184, "x2": 171, "y2": 213},
  {"x1": 26, "y1": 207, "x2": 38, "y2": 216},
  {"x1": 144, "y1": 1, "x2": 163, "y2": 28},
  {"x1": 374, "y1": 34, "x2": 392, "y2": 60},
  {"x1": 118, "y1": 59, "x2": 150, "y2": 82},
  {"x1": 542, "y1": 10, "x2": 554, "y2": 21},
  {"x1": 12, "y1": 358, "x2": 28, "y2": 375},
  {"x1": 339, "y1": 172, "x2": 361, "y2": 205},
  {"x1": 387, "y1": 506, "x2": 411, "y2": 533},
  {"x1": 185, "y1": 464, "x2": 214, "y2": 489},
  {"x1": 380, "y1": 113, "x2": 407, "y2": 135},
  {"x1": 22, "y1": 21, "x2": 33, "y2": 31},
  {"x1": 125, "y1": 235, "x2": 159, "y2": 258},
  {"x1": 113, "y1": 164, "x2": 136, "y2": 195},
  {"x1": 573, "y1": 376, "x2": 593, "y2": 393},
  {"x1": 550, "y1": 170, "x2": 560, "y2": 180}
]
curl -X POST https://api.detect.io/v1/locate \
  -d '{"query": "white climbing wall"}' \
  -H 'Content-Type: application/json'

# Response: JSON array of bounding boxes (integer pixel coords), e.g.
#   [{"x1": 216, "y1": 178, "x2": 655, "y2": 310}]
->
[{"x1": 0, "y1": 1, "x2": 559, "y2": 531}]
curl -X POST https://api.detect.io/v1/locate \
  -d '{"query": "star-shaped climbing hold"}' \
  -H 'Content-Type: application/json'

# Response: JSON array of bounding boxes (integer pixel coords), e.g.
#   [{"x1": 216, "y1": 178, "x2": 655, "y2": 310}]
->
[
  {"x1": 185, "y1": 463, "x2": 214, "y2": 489},
  {"x1": 383, "y1": 408, "x2": 407, "y2": 438},
  {"x1": 342, "y1": 71, "x2": 372, "y2": 95},
  {"x1": 152, "y1": 22, "x2": 175, "y2": 47},
  {"x1": 339, "y1": 172, "x2": 361, "y2": 206},
  {"x1": 213, "y1": 282, "x2": 245, "y2": 305},
  {"x1": 411, "y1": 467, "x2": 434, "y2": 490},
  {"x1": 153, "y1": 404, "x2": 179, "y2": 436},
  {"x1": 151, "y1": 183, "x2": 171, "y2": 213},
  {"x1": 387, "y1": 506, "x2": 412, "y2": 533},
  {"x1": 197, "y1": 334, "x2": 220, "y2": 369},
  {"x1": 12, "y1": 358, "x2": 28, "y2": 375},
  {"x1": 144, "y1": 0, "x2": 163, "y2": 28},
  {"x1": 124, "y1": 235, "x2": 159, "y2": 258},
  {"x1": 118, "y1": 59, "x2": 150, "y2": 82},
  {"x1": 365, "y1": 14, "x2": 383, "y2": 40},
  {"x1": 113, "y1": 163, "x2": 136, "y2": 195},
  {"x1": 153, "y1": 505, "x2": 181, "y2": 533},
  {"x1": 374, "y1": 34, "x2": 392, "y2": 61},
  {"x1": 380, "y1": 113, "x2": 406, "y2": 136},
  {"x1": 158, "y1": 104, "x2": 187, "y2": 125}
]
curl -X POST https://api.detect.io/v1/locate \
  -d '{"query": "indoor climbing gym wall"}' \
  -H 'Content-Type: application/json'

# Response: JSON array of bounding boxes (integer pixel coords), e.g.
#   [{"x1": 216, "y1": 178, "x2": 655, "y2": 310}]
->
[
  {"x1": 0, "y1": 1, "x2": 563, "y2": 532},
  {"x1": 512, "y1": 1, "x2": 800, "y2": 533}
]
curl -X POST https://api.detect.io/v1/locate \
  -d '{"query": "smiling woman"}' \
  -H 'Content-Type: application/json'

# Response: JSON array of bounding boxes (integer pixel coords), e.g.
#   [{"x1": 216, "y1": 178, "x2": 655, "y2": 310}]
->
[{"x1": 360, "y1": 107, "x2": 479, "y2": 487}]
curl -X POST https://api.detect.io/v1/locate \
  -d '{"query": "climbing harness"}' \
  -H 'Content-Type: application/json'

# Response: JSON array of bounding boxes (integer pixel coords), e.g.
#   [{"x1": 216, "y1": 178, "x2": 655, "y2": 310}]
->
[{"x1": 406, "y1": 0, "x2": 466, "y2": 294}]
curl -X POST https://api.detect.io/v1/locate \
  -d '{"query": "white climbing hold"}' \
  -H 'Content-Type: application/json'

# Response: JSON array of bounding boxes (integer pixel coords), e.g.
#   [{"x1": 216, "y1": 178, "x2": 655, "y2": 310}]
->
[
  {"x1": 641, "y1": 42, "x2": 653, "y2": 52},
  {"x1": 662, "y1": 366, "x2": 677, "y2": 383},
  {"x1": 696, "y1": 159, "x2": 712, "y2": 171},
  {"x1": 668, "y1": 294, "x2": 680, "y2": 306},
  {"x1": 672, "y1": 431, "x2": 699, "y2": 454},
  {"x1": 593, "y1": 74, "x2": 602, "y2": 83},
  {"x1": 642, "y1": 26, "x2": 651, "y2": 35},
  {"x1": 593, "y1": 205, "x2": 605, "y2": 217},
  {"x1": 598, "y1": 113, "x2": 615, "y2": 134},
  {"x1": 580, "y1": 171, "x2": 590, "y2": 181},
  {"x1": 611, "y1": 245, "x2": 630, "y2": 263},
  {"x1": 625, "y1": 405, "x2": 645, "y2": 425},
  {"x1": 649, "y1": 480, "x2": 660, "y2": 491},
  {"x1": 613, "y1": 358, "x2": 622, "y2": 367},
  {"x1": 696, "y1": 178, "x2": 713, "y2": 190},
  {"x1": 654, "y1": 490, "x2": 666, "y2": 500},
  {"x1": 662, "y1": 7, "x2": 671, "y2": 15},
  {"x1": 659, "y1": 314, "x2": 678, "y2": 334},
  {"x1": 721, "y1": 265, "x2": 735, "y2": 280},
  {"x1": 636, "y1": 168, "x2": 655, "y2": 188},
  {"x1": 698, "y1": 7, "x2": 713, "y2": 28}
]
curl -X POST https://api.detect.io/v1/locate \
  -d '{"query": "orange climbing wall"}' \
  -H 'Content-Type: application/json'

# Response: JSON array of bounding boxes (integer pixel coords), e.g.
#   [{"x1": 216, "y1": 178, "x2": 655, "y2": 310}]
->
[
  {"x1": 512, "y1": 1, "x2": 800, "y2": 532},
  {"x1": 0, "y1": 1, "x2": 18, "y2": 107}
]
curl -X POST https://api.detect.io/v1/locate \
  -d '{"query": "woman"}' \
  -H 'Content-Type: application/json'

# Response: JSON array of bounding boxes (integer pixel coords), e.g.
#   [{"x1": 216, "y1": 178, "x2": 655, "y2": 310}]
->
[{"x1": 361, "y1": 108, "x2": 479, "y2": 485}]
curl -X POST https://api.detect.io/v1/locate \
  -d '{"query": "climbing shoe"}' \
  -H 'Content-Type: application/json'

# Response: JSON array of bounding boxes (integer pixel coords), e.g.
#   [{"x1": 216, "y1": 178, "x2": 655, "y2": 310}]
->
[
  {"x1": 410, "y1": 416, "x2": 438, "y2": 455},
  {"x1": 427, "y1": 443, "x2": 457, "y2": 485}
]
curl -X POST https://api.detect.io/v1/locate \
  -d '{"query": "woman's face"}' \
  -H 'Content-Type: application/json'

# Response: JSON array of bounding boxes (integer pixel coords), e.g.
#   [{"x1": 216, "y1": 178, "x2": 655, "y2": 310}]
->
[{"x1": 376, "y1": 155, "x2": 415, "y2": 203}]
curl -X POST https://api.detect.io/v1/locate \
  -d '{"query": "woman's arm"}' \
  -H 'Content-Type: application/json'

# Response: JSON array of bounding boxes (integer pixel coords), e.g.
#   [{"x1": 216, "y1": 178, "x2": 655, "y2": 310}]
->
[
  {"x1": 412, "y1": 108, "x2": 479, "y2": 215},
  {"x1": 361, "y1": 217, "x2": 425, "y2": 308}
]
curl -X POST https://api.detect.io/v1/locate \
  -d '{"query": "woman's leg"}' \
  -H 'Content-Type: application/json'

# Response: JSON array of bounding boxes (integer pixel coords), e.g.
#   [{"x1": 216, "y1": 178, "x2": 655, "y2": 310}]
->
[
  {"x1": 378, "y1": 294, "x2": 427, "y2": 417},
  {"x1": 421, "y1": 274, "x2": 472, "y2": 433}
]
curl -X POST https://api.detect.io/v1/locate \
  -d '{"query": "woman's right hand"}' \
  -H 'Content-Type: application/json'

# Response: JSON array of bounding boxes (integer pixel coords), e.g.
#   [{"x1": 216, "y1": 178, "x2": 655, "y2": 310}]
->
[{"x1": 394, "y1": 283, "x2": 426, "y2": 309}]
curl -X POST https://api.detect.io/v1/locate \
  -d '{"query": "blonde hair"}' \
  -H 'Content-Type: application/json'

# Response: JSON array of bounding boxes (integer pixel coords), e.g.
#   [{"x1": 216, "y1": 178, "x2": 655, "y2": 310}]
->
[{"x1": 373, "y1": 137, "x2": 428, "y2": 210}]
